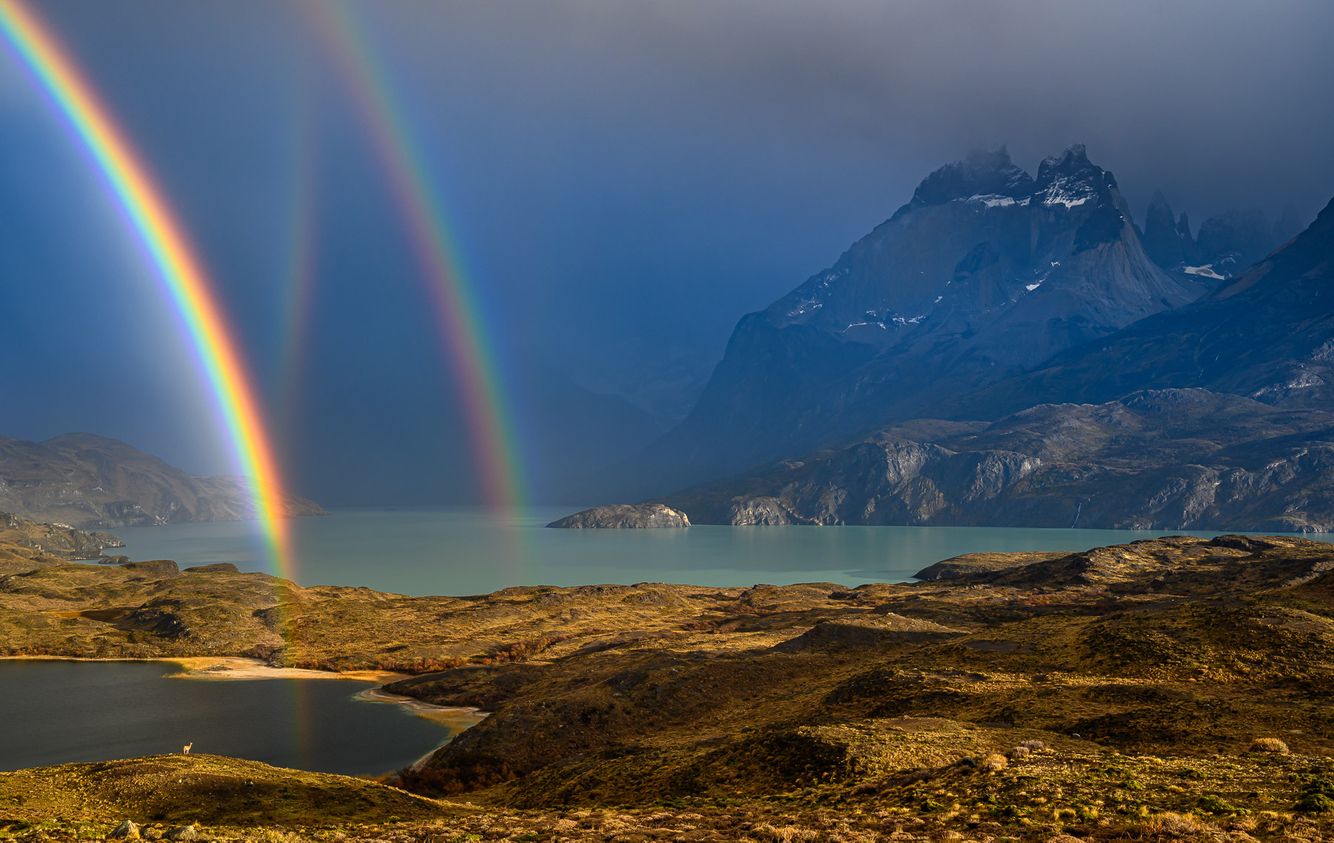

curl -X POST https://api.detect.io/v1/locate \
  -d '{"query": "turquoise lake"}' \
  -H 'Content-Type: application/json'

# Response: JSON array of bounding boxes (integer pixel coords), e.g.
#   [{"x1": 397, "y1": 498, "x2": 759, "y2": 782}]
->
[{"x1": 111, "y1": 506, "x2": 1263, "y2": 596}]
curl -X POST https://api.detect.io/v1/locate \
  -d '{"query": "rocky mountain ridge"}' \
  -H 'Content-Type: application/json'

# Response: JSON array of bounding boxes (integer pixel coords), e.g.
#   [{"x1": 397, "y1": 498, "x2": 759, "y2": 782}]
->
[
  {"x1": 971, "y1": 194, "x2": 1334, "y2": 416},
  {"x1": 664, "y1": 388, "x2": 1334, "y2": 531}
]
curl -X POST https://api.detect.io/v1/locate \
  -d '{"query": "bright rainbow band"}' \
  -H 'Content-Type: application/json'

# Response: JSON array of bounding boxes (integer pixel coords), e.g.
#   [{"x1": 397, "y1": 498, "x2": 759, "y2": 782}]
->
[{"x1": 0, "y1": 0, "x2": 294, "y2": 577}]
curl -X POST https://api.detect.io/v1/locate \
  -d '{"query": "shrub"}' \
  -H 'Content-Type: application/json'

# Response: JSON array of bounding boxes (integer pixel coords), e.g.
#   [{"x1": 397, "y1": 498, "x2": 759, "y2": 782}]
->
[
  {"x1": 1138, "y1": 811, "x2": 1208, "y2": 837},
  {"x1": 1249, "y1": 737, "x2": 1289, "y2": 754},
  {"x1": 1197, "y1": 794, "x2": 1245, "y2": 815},
  {"x1": 1295, "y1": 774, "x2": 1334, "y2": 813},
  {"x1": 978, "y1": 753, "x2": 1009, "y2": 773},
  {"x1": 753, "y1": 825, "x2": 821, "y2": 843},
  {"x1": 1296, "y1": 792, "x2": 1334, "y2": 814}
]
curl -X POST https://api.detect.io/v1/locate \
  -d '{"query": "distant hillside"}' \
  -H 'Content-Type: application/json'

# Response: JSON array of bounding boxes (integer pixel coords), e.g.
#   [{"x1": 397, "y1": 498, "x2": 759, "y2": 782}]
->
[{"x1": 0, "y1": 433, "x2": 323, "y2": 529}]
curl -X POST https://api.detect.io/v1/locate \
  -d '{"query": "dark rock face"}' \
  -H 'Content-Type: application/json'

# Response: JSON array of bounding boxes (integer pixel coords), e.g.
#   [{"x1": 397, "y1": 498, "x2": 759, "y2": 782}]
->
[
  {"x1": 666, "y1": 389, "x2": 1334, "y2": 531},
  {"x1": 0, "y1": 433, "x2": 323, "y2": 528},
  {"x1": 1141, "y1": 191, "x2": 1189, "y2": 268},
  {"x1": 547, "y1": 503, "x2": 690, "y2": 529},
  {"x1": 636, "y1": 145, "x2": 1206, "y2": 495}
]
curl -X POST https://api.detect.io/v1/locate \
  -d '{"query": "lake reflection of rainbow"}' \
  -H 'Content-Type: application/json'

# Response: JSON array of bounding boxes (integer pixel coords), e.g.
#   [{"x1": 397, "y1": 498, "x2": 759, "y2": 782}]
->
[
  {"x1": 0, "y1": 0, "x2": 296, "y2": 580},
  {"x1": 301, "y1": 0, "x2": 526, "y2": 513}
]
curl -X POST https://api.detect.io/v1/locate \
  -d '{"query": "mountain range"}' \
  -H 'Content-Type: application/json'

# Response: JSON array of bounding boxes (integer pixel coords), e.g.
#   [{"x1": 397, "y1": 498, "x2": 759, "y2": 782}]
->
[
  {"x1": 635, "y1": 145, "x2": 1210, "y2": 491},
  {"x1": 576, "y1": 145, "x2": 1333, "y2": 531},
  {"x1": 0, "y1": 433, "x2": 323, "y2": 528}
]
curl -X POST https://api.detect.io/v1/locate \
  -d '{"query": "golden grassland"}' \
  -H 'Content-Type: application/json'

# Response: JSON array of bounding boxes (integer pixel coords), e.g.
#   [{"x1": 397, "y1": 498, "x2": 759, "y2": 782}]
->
[{"x1": 1, "y1": 533, "x2": 1332, "y2": 840}]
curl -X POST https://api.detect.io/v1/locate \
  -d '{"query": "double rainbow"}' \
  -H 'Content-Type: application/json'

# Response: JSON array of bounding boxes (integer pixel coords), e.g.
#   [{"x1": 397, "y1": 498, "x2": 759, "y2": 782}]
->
[
  {"x1": 0, "y1": 1, "x2": 295, "y2": 578},
  {"x1": 0, "y1": 0, "x2": 531, "y2": 590}
]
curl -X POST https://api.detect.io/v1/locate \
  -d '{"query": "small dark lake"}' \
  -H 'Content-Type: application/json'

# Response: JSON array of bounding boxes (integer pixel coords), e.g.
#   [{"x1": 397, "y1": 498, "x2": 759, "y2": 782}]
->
[{"x1": 0, "y1": 660, "x2": 468, "y2": 776}]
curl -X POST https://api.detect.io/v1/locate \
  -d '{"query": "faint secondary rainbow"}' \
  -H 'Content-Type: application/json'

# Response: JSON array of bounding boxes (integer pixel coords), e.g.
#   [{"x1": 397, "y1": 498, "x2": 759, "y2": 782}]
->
[
  {"x1": 276, "y1": 101, "x2": 317, "y2": 429},
  {"x1": 0, "y1": 0, "x2": 295, "y2": 578},
  {"x1": 301, "y1": 0, "x2": 526, "y2": 512}
]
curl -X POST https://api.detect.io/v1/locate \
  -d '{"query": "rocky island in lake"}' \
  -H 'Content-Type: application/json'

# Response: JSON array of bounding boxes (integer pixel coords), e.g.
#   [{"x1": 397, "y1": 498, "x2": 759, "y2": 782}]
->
[{"x1": 546, "y1": 502, "x2": 690, "y2": 528}]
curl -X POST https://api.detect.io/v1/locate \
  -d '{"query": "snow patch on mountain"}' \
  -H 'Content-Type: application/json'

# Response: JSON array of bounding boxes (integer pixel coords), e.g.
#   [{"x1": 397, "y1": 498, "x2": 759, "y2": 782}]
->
[{"x1": 1184, "y1": 264, "x2": 1225, "y2": 280}]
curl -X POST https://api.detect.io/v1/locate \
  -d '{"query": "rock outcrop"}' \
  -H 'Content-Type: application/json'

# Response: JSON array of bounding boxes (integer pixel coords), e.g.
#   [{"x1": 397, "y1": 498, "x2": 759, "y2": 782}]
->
[{"x1": 1139, "y1": 192, "x2": 1304, "y2": 282}]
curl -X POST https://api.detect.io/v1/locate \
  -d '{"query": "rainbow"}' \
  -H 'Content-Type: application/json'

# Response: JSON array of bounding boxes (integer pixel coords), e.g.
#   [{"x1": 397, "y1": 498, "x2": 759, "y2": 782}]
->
[
  {"x1": 0, "y1": 0, "x2": 295, "y2": 578},
  {"x1": 301, "y1": 0, "x2": 526, "y2": 511}
]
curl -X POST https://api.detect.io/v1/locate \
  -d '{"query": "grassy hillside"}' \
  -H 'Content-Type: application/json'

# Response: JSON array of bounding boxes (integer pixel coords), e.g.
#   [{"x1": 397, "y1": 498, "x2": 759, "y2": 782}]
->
[{"x1": 1, "y1": 532, "x2": 1332, "y2": 839}]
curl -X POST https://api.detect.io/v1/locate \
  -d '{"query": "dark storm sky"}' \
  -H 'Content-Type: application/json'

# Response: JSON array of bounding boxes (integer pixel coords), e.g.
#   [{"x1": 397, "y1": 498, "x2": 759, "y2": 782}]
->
[{"x1": 2, "y1": 0, "x2": 1332, "y2": 504}]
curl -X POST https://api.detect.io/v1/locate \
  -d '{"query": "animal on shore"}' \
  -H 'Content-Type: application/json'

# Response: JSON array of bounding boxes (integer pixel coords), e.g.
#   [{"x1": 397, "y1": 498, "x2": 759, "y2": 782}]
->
[{"x1": 182, "y1": 742, "x2": 192, "y2": 755}]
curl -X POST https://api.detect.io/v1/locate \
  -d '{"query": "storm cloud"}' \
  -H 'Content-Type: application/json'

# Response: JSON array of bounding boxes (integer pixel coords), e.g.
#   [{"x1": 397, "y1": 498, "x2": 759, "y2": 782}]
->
[{"x1": 1, "y1": 0, "x2": 1331, "y2": 502}]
